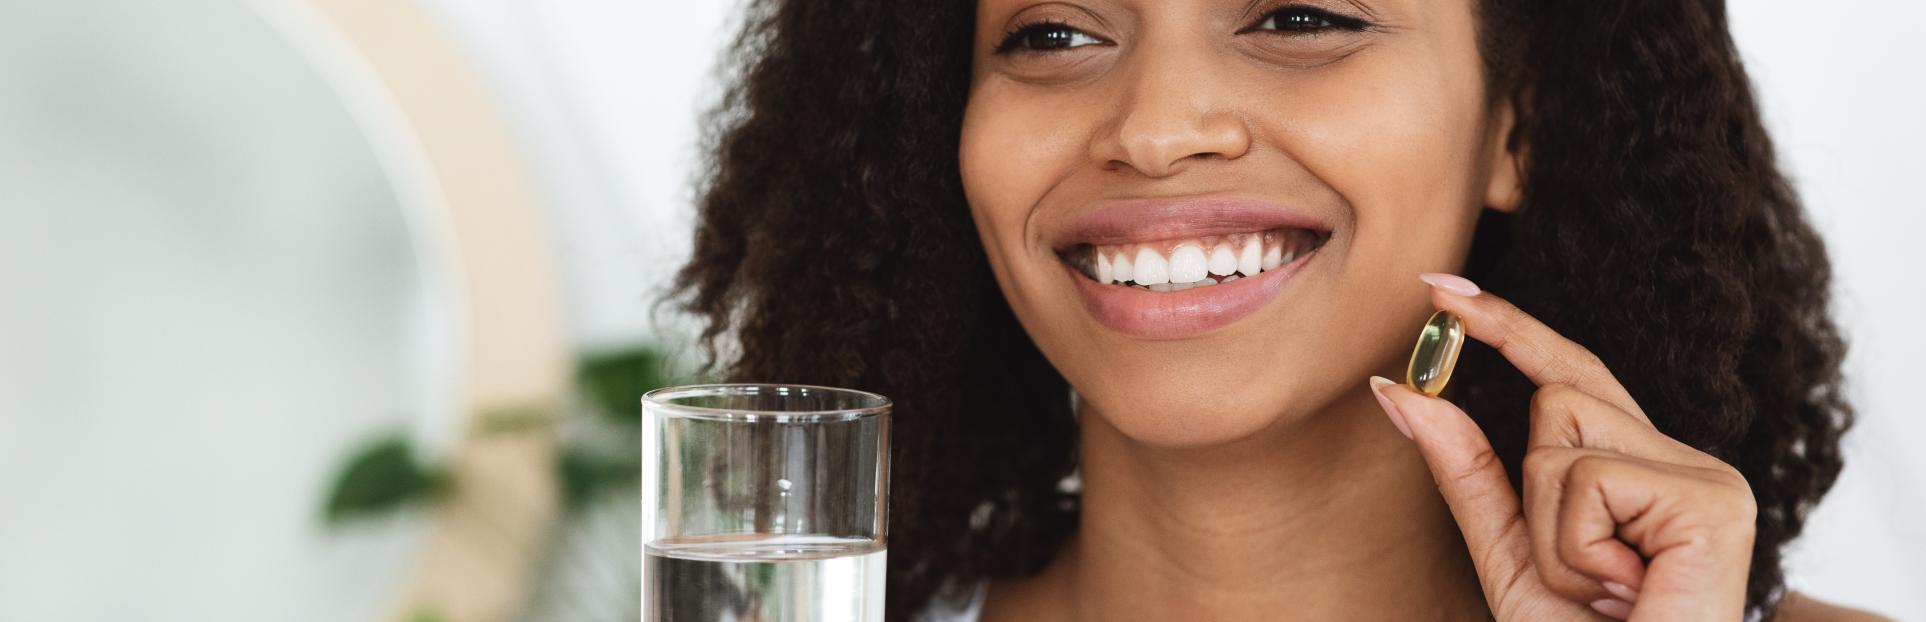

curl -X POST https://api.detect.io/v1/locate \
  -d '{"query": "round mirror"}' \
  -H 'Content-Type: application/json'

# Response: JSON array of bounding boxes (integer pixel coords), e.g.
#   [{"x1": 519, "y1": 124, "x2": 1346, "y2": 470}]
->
[{"x1": 0, "y1": 1, "x2": 461, "y2": 618}]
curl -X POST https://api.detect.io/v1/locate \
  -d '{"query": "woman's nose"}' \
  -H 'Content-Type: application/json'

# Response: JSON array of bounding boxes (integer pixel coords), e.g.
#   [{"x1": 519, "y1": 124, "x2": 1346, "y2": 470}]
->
[{"x1": 1091, "y1": 47, "x2": 1253, "y2": 179}]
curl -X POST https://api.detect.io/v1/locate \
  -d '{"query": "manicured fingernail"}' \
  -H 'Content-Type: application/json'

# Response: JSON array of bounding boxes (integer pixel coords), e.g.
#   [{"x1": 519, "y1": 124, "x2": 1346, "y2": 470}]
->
[
  {"x1": 1418, "y1": 273, "x2": 1481, "y2": 296},
  {"x1": 1589, "y1": 598, "x2": 1633, "y2": 620},
  {"x1": 1368, "y1": 376, "x2": 1412, "y2": 440},
  {"x1": 1602, "y1": 581, "x2": 1639, "y2": 603}
]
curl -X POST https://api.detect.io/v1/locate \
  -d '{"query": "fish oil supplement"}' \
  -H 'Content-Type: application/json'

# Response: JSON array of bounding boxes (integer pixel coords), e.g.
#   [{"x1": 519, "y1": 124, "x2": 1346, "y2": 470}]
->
[{"x1": 1406, "y1": 310, "x2": 1465, "y2": 396}]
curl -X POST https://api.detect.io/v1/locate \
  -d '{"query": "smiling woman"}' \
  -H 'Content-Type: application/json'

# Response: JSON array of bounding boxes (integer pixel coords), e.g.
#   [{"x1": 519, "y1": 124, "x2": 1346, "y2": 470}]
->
[{"x1": 673, "y1": 0, "x2": 1872, "y2": 620}]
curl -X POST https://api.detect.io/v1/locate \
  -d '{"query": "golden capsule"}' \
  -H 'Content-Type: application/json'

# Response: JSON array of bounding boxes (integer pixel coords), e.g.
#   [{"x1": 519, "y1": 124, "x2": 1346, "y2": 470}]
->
[{"x1": 1406, "y1": 310, "x2": 1465, "y2": 396}]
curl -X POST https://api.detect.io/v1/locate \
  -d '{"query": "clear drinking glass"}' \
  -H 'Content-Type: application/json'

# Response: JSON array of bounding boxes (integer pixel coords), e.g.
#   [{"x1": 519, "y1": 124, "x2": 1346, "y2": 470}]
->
[{"x1": 643, "y1": 384, "x2": 892, "y2": 622}]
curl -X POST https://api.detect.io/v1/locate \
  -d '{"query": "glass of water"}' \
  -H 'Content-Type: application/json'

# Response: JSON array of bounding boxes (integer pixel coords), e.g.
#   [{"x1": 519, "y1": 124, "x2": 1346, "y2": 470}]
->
[{"x1": 643, "y1": 384, "x2": 891, "y2": 622}]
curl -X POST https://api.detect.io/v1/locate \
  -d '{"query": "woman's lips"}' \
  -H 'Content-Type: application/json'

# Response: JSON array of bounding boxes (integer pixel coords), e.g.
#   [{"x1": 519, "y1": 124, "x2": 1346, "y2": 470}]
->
[{"x1": 1065, "y1": 242, "x2": 1318, "y2": 340}]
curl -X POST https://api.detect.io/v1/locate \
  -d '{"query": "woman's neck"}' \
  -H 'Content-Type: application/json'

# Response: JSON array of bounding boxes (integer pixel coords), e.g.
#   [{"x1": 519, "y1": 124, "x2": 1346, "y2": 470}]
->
[{"x1": 987, "y1": 387, "x2": 1489, "y2": 621}]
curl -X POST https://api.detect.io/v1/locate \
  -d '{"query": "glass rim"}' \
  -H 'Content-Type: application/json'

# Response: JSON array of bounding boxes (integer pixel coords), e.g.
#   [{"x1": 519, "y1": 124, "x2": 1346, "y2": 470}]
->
[{"x1": 641, "y1": 383, "x2": 892, "y2": 422}]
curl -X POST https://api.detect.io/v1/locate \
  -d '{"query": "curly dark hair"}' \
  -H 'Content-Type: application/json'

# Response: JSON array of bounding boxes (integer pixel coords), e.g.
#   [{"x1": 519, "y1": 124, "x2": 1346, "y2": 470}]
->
[{"x1": 671, "y1": 0, "x2": 1854, "y2": 618}]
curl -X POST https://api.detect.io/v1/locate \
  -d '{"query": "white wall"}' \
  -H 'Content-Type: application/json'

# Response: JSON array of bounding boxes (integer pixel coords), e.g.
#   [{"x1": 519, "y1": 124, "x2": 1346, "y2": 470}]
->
[
  {"x1": 1730, "y1": 1, "x2": 1926, "y2": 616},
  {"x1": 409, "y1": 0, "x2": 732, "y2": 357},
  {"x1": 420, "y1": 1, "x2": 1926, "y2": 617}
]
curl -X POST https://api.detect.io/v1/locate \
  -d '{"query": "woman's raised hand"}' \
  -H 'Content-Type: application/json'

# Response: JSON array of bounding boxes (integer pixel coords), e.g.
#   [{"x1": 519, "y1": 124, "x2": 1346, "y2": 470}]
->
[{"x1": 1369, "y1": 274, "x2": 1756, "y2": 621}]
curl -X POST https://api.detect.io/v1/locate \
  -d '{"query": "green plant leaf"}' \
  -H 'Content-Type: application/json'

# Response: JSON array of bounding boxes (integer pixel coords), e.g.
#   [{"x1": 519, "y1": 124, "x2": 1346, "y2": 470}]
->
[
  {"x1": 558, "y1": 448, "x2": 641, "y2": 509},
  {"x1": 578, "y1": 345, "x2": 685, "y2": 422},
  {"x1": 321, "y1": 434, "x2": 443, "y2": 525}
]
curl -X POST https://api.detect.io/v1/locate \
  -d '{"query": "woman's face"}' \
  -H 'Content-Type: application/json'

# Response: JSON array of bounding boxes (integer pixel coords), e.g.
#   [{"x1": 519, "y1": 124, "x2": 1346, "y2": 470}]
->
[{"x1": 960, "y1": 0, "x2": 1518, "y2": 446}]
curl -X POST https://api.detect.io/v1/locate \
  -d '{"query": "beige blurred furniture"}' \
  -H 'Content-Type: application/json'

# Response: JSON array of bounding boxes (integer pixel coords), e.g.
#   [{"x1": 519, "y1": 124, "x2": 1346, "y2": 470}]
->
[{"x1": 292, "y1": 0, "x2": 571, "y2": 619}]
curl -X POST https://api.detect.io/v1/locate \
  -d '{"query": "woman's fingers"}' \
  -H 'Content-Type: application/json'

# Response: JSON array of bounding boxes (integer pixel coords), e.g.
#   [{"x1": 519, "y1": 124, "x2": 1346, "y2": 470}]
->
[
  {"x1": 1372, "y1": 377, "x2": 1752, "y2": 622},
  {"x1": 1528, "y1": 383, "x2": 1705, "y2": 464},
  {"x1": 1418, "y1": 273, "x2": 1648, "y2": 422},
  {"x1": 1369, "y1": 378, "x2": 1535, "y2": 609},
  {"x1": 1522, "y1": 446, "x2": 1648, "y2": 604},
  {"x1": 1390, "y1": 275, "x2": 1756, "y2": 621},
  {"x1": 1381, "y1": 379, "x2": 1752, "y2": 621},
  {"x1": 1559, "y1": 453, "x2": 1755, "y2": 622},
  {"x1": 1524, "y1": 447, "x2": 1752, "y2": 621}
]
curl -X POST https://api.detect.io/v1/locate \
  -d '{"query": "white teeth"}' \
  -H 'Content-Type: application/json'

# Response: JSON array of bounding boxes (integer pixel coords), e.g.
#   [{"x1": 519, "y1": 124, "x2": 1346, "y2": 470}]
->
[
  {"x1": 1133, "y1": 247, "x2": 1169, "y2": 285},
  {"x1": 1111, "y1": 252, "x2": 1134, "y2": 284},
  {"x1": 1237, "y1": 236, "x2": 1262, "y2": 276},
  {"x1": 1207, "y1": 242, "x2": 1237, "y2": 277},
  {"x1": 1167, "y1": 244, "x2": 1208, "y2": 284},
  {"x1": 1081, "y1": 228, "x2": 1320, "y2": 290}
]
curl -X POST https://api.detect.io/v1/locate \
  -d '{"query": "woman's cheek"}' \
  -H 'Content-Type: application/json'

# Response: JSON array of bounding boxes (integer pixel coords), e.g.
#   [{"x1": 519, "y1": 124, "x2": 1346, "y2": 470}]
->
[
  {"x1": 960, "y1": 88, "x2": 1093, "y2": 271},
  {"x1": 1264, "y1": 62, "x2": 1487, "y2": 272}
]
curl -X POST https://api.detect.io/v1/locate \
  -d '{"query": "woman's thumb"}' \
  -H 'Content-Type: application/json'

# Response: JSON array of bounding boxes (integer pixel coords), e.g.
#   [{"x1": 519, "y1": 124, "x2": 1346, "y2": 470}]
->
[{"x1": 1369, "y1": 376, "x2": 1533, "y2": 603}]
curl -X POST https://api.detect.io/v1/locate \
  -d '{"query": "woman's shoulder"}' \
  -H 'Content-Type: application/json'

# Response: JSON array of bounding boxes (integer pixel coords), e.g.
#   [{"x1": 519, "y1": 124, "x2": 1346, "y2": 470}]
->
[
  {"x1": 924, "y1": 580, "x2": 1892, "y2": 621},
  {"x1": 1774, "y1": 592, "x2": 1893, "y2": 622}
]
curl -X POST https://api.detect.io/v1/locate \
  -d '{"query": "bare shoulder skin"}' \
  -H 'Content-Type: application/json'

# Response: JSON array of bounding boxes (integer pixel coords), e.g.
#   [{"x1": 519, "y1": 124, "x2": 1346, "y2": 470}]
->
[{"x1": 1775, "y1": 592, "x2": 1893, "y2": 622}]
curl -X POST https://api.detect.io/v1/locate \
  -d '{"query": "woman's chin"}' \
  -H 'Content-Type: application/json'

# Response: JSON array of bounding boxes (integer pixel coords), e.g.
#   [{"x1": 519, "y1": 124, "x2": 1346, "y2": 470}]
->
[{"x1": 1075, "y1": 378, "x2": 1317, "y2": 450}]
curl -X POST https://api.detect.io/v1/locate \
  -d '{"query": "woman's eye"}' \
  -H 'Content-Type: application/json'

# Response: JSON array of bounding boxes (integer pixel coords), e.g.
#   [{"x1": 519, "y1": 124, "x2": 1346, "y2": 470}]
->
[
  {"x1": 995, "y1": 22, "x2": 1106, "y2": 54},
  {"x1": 1249, "y1": 7, "x2": 1368, "y2": 34}
]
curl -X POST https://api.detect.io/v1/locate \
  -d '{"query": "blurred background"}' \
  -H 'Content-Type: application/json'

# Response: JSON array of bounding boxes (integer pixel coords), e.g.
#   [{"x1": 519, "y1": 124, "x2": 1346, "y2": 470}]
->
[{"x1": 0, "y1": 0, "x2": 1918, "y2": 620}]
